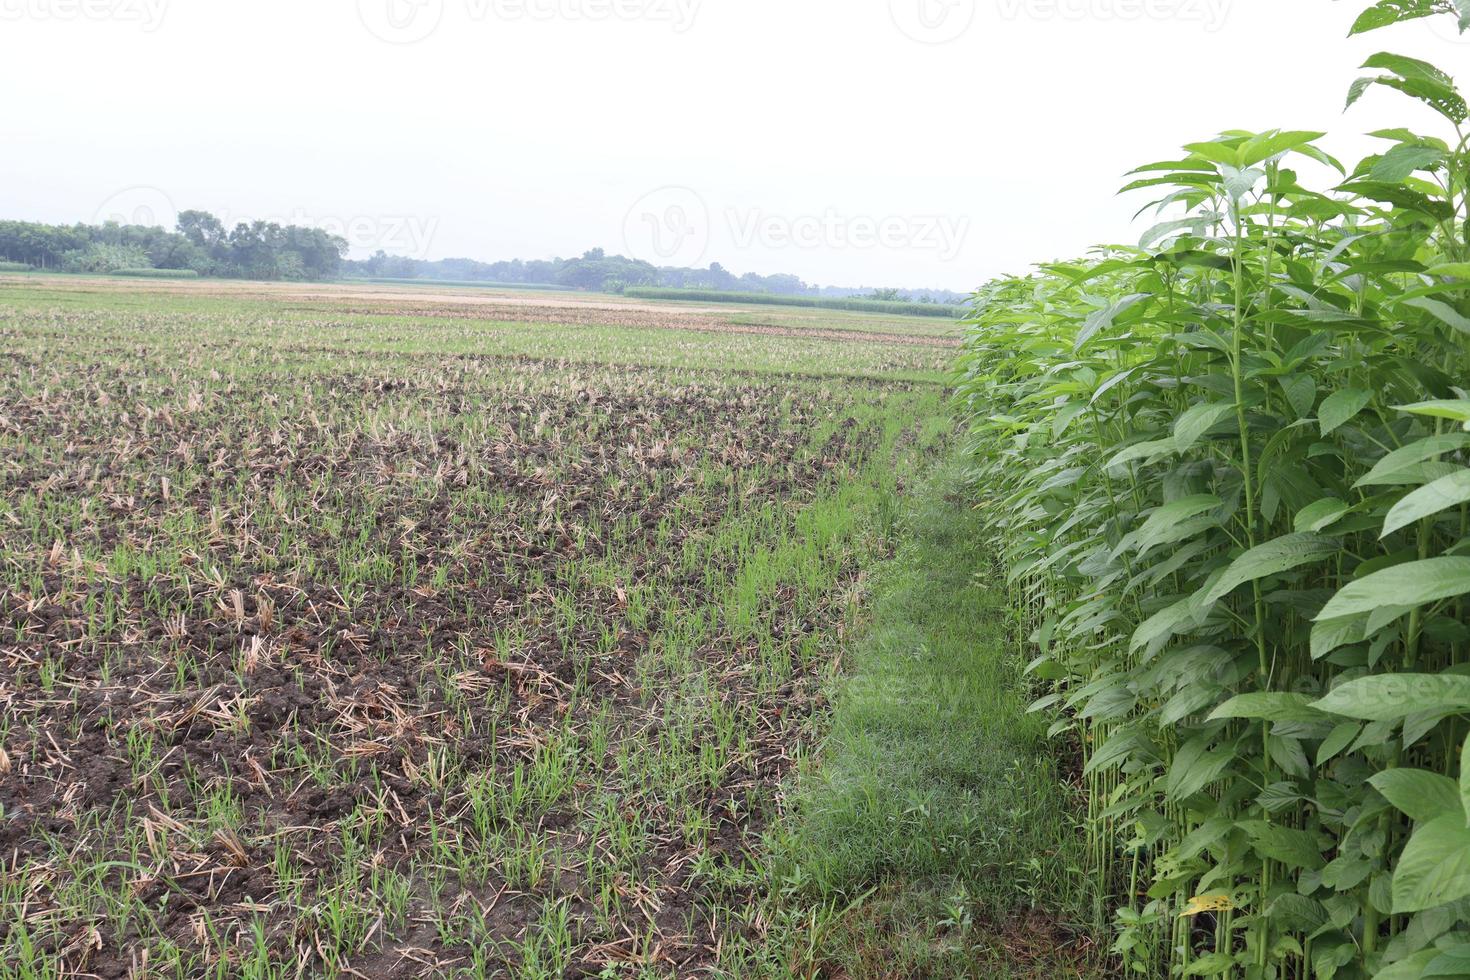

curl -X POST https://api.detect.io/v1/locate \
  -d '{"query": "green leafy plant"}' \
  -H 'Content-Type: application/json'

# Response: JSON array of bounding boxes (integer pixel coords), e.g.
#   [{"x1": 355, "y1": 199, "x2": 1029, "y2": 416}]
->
[{"x1": 955, "y1": 3, "x2": 1470, "y2": 976}]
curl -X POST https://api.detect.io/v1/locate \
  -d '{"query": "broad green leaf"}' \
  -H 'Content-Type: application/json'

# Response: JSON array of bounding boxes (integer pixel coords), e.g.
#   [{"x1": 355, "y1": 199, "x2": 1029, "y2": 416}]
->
[
  {"x1": 1349, "y1": 0, "x2": 1439, "y2": 35},
  {"x1": 1462, "y1": 730, "x2": 1470, "y2": 829},
  {"x1": 1428, "y1": 262, "x2": 1470, "y2": 280},
  {"x1": 1379, "y1": 950, "x2": 1449, "y2": 980},
  {"x1": 1167, "y1": 736, "x2": 1234, "y2": 798},
  {"x1": 1316, "y1": 558, "x2": 1470, "y2": 621},
  {"x1": 1427, "y1": 945, "x2": 1470, "y2": 977},
  {"x1": 1107, "y1": 437, "x2": 1177, "y2": 470},
  {"x1": 1369, "y1": 768, "x2": 1462, "y2": 822},
  {"x1": 1219, "y1": 164, "x2": 1265, "y2": 203},
  {"x1": 1074, "y1": 293, "x2": 1150, "y2": 351},
  {"x1": 1392, "y1": 814, "x2": 1470, "y2": 913},
  {"x1": 1173, "y1": 403, "x2": 1235, "y2": 453},
  {"x1": 1319, "y1": 387, "x2": 1372, "y2": 435},
  {"x1": 1405, "y1": 297, "x2": 1470, "y2": 335},
  {"x1": 1123, "y1": 495, "x2": 1223, "y2": 557},
  {"x1": 1355, "y1": 433, "x2": 1470, "y2": 488},
  {"x1": 1397, "y1": 400, "x2": 1470, "y2": 423},
  {"x1": 1313, "y1": 673, "x2": 1470, "y2": 721},
  {"x1": 1131, "y1": 596, "x2": 1201, "y2": 653},
  {"x1": 1207, "y1": 692, "x2": 1322, "y2": 723},
  {"x1": 1382, "y1": 469, "x2": 1470, "y2": 537},
  {"x1": 1295, "y1": 497, "x2": 1350, "y2": 533},
  {"x1": 1280, "y1": 374, "x2": 1318, "y2": 418},
  {"x1": 1311, "y1": 614, "x2": 1369, "y2": 660},
  {"x1": 1239, "y1": 820, "x2": 1327, "y2": 871},
  {"x1": 1318, "y1": 722, "x2": 1361, "y2": 766},
  {"x1": 1202, "y1": 533, "x2": 1337, "y2": 605},
  {"x1": 1371, "y1": 144, "x2": 1445, "y2": 181},
  {"x1": 1181, "y1": 952, "x2": 1235, "y2": 976}
]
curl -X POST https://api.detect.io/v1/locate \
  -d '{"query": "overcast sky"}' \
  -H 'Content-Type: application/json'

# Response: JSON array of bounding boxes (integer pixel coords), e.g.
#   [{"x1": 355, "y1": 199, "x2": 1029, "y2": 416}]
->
[{"x1": 2, "y1": 0, "x2": 1463, "y2": 291}]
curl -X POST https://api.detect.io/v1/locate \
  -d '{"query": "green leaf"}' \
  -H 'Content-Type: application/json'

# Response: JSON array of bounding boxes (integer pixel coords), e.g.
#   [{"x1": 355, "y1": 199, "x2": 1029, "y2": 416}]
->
[
  {"x1": 1462, "y1": 730, "x2": 1470, "y2": 830},
  {"x1": 1320, "y1": 388, "x2": 1372, "y2": 436},
  {"x1": 1392, "y1": 814, "x2": 1470, "y2": 913},
  {"x1": 1207, "y1": 692, "x2": 1322, "y2": 723},
  {"x1": 1398, "y1": 400, "x2": 1470, "y2": 423},
  {"x1": 1181, "y1": 952, "x2": 1235, "y2": 976},
  {"x1": 1427, "y1": 945, "x2": 1470, "y2": 977},
  {"x1": 1313, "y1": 673, "x2": 1470, "y2": 722},
  {"x1": 1123, "y1": 495, "x2": 1223, "y2": 557},
  {"x1": 1311, "y1": 614, "x2": 1369, "y2": 660},
  {"x1": 1280, "y1": 374, "x2": 1318, "y2": 418},
  {"x1": 1167, "y1": 736, "x2": 1234, "y2": 799},
  {"x1": 1371, "y1": 144, "x2": 1445, "y2": 181},
  {"x1": 1355, "y1": 433, "x2": 1470, "y2": 488},
  {"x1": 1428, "y1": 262, "x2": 1470, "y2": 280},
  {"x1": 1316, "y1": 558, "x2": 1470, "y2": 621},
  {"x1": 1405, "y1": 297, "x2": 1470, "y2": 335},
  {"x1": 1349, "y1": 0, "x2": 1439, "y2": 35},
  {"x1": 1173, "y1": 403, "x2": 1235, "y2": 453},
  {"x1": 1295, "y1": 498, "x2": 1351, "y2": 533},
  {"x1": 1203, "y1": 533, "x2": 1338, "y2": 605},
  {"x1": 1369, "y1": 768, "x2": 1462, "y2": 822},
  {"x1": 1239, "y1": 820, "x2": 1327, "y2": 871},
  {"x1": 1074, "y1": 293, "x2": 1150, "y2": 351},
  {"x1": 1382, "y1": 469, "x2": 1470, "y2": 537},
  {"x1": 1318, "y1": 722, "x2": 1361, "y2": 766},
  {"x1": 1379, "y1": 950, "x2": 1448, "y2": 980},
  {"x1": 1107, "y1": 437, "x2": 1177, "y2": 471}
]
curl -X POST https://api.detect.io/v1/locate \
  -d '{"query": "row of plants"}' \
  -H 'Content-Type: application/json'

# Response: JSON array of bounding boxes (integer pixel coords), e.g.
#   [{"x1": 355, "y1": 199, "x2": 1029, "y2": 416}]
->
[
  {"x1": 623, "y1": 286, "x2": 963, "y2": 318},
  {"x1": 955, "y1": 3, "x2": 1470, "y2": 977}
]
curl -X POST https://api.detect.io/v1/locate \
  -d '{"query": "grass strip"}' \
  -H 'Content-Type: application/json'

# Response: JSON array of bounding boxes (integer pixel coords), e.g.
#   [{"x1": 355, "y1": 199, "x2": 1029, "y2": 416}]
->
[{"x1": 771, "y1": 454, "x2": 1098, "y2": 979}]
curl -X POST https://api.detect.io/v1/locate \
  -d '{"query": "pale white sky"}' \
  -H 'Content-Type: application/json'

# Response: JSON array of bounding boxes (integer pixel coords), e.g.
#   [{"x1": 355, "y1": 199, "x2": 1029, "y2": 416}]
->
[{"x1": 1, "y1": 0, "x2": 1464, "y2": 291}]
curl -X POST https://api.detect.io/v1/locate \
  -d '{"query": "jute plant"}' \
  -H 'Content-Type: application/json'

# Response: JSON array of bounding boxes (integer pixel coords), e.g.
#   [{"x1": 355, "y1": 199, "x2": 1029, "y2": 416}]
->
[{"x1": 955, "y1": 3, "x2": 1470, "y2": 976}]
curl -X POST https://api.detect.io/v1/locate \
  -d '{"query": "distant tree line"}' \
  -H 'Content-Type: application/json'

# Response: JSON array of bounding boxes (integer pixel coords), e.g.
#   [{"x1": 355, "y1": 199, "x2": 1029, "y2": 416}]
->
[
  {"x1": 0, "y1": 213, "x2": 966, "y2": 303},
  {"x1": 0, "y1": 211, "x2": 347, "y2": 279},
  {"x1": 345, "y1": 248, "x2": 967, "y2": 304}
]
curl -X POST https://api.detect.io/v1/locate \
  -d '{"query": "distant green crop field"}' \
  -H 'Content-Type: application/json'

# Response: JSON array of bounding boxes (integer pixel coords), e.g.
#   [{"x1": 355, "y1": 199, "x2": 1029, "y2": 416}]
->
[
  {"x1": 624, "y1": 286, "x2": 962, "y2": 318},
  {"x1": 113, "y1": 267, "x2": 200, "y2": 278},
  {"x1": 344, "y1": 276, "x2": 565, "y2": 290}
]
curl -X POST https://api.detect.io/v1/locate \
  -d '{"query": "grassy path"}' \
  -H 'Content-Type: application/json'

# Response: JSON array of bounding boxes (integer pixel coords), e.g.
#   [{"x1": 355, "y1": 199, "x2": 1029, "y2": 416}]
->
[{"x1": 767, "y1": 454, "x2": 1098, "y2": 978}]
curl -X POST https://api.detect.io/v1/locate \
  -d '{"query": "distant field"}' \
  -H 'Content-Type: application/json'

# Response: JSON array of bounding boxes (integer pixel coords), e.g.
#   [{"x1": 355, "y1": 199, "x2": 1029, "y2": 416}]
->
[
  {"x1": 623, "y1": 286, "x2": 964, "y2": 319},
  {"x1": 343, "y1": 277, "x2": 566, "y2": 291},
  {"x1": 0, "y1": 276, "x2": 953, "y2": 977}
]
